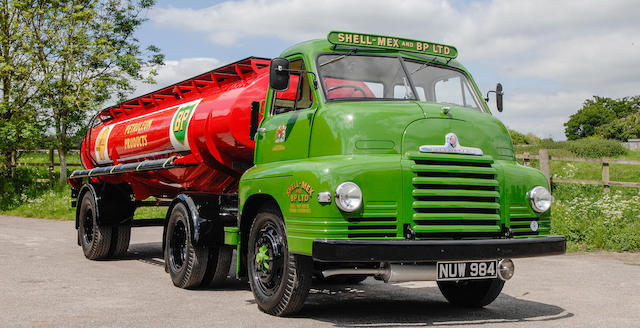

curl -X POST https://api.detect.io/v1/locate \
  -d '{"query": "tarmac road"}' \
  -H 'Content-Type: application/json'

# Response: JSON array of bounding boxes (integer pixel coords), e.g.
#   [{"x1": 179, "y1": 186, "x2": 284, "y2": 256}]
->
[{"x1": 1, "y1": 215, "x2": 639, "y2": 328}]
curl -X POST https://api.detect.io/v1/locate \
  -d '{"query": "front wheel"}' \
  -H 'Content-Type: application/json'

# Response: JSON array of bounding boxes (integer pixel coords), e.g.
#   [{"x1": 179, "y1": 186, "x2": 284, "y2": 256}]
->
[
  {"x1": 437, "y1": 278, "x2": 505, "y2": 307},
  {"x1": 247, "y1": 205, "x2": 312, "y2": 316}
]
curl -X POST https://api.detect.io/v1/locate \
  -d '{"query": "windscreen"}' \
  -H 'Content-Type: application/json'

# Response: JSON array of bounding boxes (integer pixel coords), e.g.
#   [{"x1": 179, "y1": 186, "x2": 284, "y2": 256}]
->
[
  {"x1": 405, "y1": 61, "x2": 481, "y2": 110},
  {"x1": 317, "y1": 55, "x2": 416, "y2": 101},
  {"x1": 317, "y1": 54, "x2": 482, "y2": 111}
]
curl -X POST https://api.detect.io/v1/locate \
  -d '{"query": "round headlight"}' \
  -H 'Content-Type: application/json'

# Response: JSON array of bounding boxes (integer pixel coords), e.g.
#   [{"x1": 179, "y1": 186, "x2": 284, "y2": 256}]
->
[
  {"x1": 527, "y1": 186, "x2": 553, "y2": 213},
  {"x1": 335, "y1": 182, "x2": 362, "y2": 212}
]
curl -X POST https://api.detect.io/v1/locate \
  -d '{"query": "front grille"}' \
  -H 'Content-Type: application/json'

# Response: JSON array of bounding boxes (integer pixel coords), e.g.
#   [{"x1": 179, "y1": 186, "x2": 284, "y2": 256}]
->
[
  {"x1": 408, "y1": 153, "x2": 502, "y2": 239},
  {"x1": 347, "y1": 202, "x2": 398, "y2": 239},
  {"x1": 509, "y1": 205, "x2": 551, "y2": 237}
]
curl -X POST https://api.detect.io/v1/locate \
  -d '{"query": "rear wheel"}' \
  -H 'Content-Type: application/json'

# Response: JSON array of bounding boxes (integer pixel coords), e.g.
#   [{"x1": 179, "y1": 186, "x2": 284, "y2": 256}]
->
[
  {"x1": 437, "y1": 278, "x2": 505, "y2": 307},
  {"x1": 200, "y1": 245, "x2": 233, "y2": 287},
  {"x1": 78, "y1": 192, "x2": 112, "y2": 260},
  {"x1": 108, "y1": 224, "x2": 131, "y2": 258},
  {"x1": 165, "y1": 203, "x2": 208, "y2": 289},
  {"x1": 247, "y1": 205, "x2": 312, "y2": 316}
]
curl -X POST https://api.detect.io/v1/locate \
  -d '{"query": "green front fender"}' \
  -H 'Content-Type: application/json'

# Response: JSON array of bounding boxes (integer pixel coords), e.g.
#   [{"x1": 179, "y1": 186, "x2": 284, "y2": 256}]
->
[{"x1": 239, "y1": 154, "x2": 404, "y2": 255}]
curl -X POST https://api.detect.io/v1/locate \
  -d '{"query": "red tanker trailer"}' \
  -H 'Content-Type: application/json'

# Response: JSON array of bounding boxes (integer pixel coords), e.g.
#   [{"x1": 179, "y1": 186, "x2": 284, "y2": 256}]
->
[{"x1": 70, "y1": 57, "x2": 271, "y2": 199}]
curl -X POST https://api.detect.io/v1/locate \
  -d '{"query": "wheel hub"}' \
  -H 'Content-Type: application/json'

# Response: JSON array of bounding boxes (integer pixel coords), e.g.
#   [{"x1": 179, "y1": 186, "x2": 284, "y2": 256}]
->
[
  {"x1": 253, "y1": 223, "x2": 284, "y2": 296},
  {"x1": 82, "y1": 210, "x2": 94, "y2": 244},
  {"x1": 169, "y1": 221, "x2": 187, "y2": 271}
]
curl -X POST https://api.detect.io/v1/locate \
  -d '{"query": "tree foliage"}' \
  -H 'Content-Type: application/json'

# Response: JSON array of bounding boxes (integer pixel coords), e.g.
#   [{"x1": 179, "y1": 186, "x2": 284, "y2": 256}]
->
[
  {"x1": 0, "y1": 0, "x2": 45, "y2": 166},
  {"x1": 598, "y1": 111, "x2": 640, "y2": 141},
  {"x1": 564, "y1": 96, "x2": 640, "y2": 140},
  {"x1": 27, "y1": 0, "x2": 163, "y2": 183}
]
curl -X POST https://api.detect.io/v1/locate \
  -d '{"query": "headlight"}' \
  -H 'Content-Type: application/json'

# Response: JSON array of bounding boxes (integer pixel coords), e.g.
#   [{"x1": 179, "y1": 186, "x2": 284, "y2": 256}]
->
[
  {"x1": 335, "y1": 182, "x2": 362, "y2": 212},
  {"x1": 527, "y1": 186, "x2": 553, "y2": 213}
]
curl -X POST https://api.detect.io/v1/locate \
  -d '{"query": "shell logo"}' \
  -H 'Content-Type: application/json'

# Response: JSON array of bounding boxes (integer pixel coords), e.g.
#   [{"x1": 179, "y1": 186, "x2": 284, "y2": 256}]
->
[{"x1": 95, "y1": 126, "x2": 111, "y2": 161}]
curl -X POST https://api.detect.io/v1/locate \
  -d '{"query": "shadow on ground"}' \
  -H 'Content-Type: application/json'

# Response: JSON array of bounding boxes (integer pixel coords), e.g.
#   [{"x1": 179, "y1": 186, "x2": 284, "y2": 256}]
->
[
  {"x1": 296, "y1": 281, "x2": 572, "y2": 327},
  {"x1": 124, "y1": 241, "x2": 572, "y2": 326}
]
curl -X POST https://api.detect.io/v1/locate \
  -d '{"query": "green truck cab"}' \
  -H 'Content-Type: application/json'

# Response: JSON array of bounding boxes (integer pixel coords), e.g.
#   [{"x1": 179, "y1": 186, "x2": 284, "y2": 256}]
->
[{"x1": 237, "y1": 32, "x2": 565, "y2": 315}]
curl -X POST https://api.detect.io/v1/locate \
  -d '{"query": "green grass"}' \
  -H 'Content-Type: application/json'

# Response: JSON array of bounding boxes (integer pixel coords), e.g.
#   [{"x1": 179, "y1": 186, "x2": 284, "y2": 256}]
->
[
  {"x1": 517, "y1": 149, "x2": 640, "y2": 183},
  {"x1": 551, "y1": 184, "x2": 640, "y2": 252},
  {"x1": 16, "y1": 150, "x2": 81, "y2": 165},
  {"x1": 0, "y1": 185, "x2": 167, "y2": 221},
  {"x1": 3, "y1": 187, "x2": 75, "y2": 220}
]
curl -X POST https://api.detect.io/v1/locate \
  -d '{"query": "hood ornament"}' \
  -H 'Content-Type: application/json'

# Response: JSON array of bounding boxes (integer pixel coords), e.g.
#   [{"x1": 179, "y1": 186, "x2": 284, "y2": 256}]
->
[{"x1": 419, "y1": 133, "x2": 483, "y2": 155}]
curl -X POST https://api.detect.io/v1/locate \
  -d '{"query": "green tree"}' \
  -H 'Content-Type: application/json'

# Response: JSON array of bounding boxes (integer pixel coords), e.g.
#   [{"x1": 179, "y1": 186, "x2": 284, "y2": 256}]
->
[
  {"x1": 598, "y1": 111, "x2": 640, "y2": 141},
  {"x1": 564, "y1": 96, "x2": 640, "y2": 140},
  {"x1": 0, "y1": 0, "x2": 44, "y2": 168},
  {"x1": 28, "y1": 0, "x2": 163, "y2": 184}
]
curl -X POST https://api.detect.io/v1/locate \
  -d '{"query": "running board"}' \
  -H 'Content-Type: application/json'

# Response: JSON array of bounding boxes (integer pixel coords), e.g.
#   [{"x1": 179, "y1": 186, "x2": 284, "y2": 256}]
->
[{"x1": 69, "y1": 157, "x2": 197, "y2": 179}]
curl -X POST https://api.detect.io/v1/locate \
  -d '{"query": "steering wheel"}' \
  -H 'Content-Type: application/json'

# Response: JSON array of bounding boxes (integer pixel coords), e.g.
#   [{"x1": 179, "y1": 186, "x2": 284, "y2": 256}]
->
[{"x1": 327, "y1": 84, "x2": 367, "y2": 98}]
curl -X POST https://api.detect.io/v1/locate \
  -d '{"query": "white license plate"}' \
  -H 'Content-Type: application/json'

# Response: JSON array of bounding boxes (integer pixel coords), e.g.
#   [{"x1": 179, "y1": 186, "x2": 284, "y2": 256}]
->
[{"x1": 436, "y1": 260, "x2": 498, "y2": 281}]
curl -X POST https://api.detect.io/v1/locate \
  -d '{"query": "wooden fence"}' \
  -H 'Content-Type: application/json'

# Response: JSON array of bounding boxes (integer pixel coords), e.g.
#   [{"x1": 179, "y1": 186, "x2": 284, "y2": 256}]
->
[
  {"x1": 8, "y1": 150, "x2": 82, "y2": 183},
  {"x1": 517, "y1": 149, "x2": 640, "y2": 192}
]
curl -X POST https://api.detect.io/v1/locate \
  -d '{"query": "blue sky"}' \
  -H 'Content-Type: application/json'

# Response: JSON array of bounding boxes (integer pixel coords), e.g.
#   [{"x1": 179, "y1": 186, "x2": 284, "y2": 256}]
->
[{"x1": 132, "y1": 0, "x2": 640, "y2": 140}]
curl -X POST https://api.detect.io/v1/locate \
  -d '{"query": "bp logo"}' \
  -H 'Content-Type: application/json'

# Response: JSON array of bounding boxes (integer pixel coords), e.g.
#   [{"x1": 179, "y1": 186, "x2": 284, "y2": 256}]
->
[
  {"x1": 169, "y1": 99, "x2": 201, "y2": 151},
  {"x1": 172, "y1": 104, "x2": 195, "y2": 145}
]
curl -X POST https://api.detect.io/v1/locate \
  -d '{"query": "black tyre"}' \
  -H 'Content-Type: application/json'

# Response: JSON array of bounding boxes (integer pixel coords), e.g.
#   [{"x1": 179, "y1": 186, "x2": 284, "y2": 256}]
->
[
  {"x1": 164, "y1": 203, "x2": 209, "y2": 289},
  {"x1": 247, "y1": 205, "x2": 312, "y2": 316},
  {"x1": 437, "y1": 278, "x2": 505, "y2": 307},
  {"x1": 200, "y1": 245, "x2": 233, "y2": 287},
  {"x1": 78, "y1": 191, "x2": 112, "y2": 260},
  {"x1": 108, "y1": 224, "x2": 131, "y2": 258}
]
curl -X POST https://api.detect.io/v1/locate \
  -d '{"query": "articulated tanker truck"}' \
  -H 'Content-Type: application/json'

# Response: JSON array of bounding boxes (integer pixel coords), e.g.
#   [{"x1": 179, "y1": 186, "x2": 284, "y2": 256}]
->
[{"x1": 69, "y1": 31, "x2": 565, "y2": 316}]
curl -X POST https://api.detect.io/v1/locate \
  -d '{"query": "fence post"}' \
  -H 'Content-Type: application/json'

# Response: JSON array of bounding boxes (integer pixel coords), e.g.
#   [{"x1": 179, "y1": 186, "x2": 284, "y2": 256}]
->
[
  {"x1": 10, "y1": 151, "x2": 16, "y2": 177},
  {"x1": 523, "y1": 152, "x2": 530, "y2": 167},
  {"x1": 49, "y1": 149, "x2": 55, "y2": 183},
  {"x1": 539, "y1": 149, "x2": 550, "y2": 187},
  {"x1": 602, "y1": 159, "x2": 610, "y2": 193}
]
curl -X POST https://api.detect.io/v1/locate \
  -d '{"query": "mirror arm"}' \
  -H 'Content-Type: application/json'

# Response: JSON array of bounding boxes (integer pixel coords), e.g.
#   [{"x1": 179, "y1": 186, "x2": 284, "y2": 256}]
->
[{"x1": 485, "y1": 90, "x2": 496, "y2": 102}]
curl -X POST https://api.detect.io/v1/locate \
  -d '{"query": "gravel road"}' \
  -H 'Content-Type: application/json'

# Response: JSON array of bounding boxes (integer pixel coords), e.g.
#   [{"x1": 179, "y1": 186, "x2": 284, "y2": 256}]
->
[{"x1": 1, "y1": 215, "x2": 639, "y2": 327}]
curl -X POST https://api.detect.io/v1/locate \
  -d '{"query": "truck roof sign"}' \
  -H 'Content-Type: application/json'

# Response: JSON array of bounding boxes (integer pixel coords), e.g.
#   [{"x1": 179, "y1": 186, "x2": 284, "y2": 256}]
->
[{"x1": 328, "y1": 31, "x2": 458, "y2": 59}]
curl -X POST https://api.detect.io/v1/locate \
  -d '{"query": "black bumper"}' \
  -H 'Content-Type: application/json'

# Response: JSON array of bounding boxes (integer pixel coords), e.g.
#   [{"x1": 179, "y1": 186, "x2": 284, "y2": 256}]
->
[{"x1": 312, "y1": 236, "x2": 566, "y2": 262}]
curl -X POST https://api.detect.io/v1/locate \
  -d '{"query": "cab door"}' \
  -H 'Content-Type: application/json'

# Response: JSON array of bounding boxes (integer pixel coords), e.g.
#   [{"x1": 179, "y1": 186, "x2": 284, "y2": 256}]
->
[{"x1": 255, "y1": 57, "x2": 316, "y2": 164}]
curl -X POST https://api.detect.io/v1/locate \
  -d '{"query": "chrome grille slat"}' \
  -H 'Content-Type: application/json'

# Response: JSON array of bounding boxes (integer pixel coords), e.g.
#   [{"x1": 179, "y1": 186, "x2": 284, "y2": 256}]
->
[{"x1": 408, "y1": 152, "x2": 501, "y2": 239}]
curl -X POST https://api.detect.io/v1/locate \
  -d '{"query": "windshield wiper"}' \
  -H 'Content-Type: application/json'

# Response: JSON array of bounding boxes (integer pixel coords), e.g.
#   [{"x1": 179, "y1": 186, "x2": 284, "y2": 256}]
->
[
  {"x1": 410, "y1": 57, "x2": 440, "y2": 75},
  {"x1": 319, "y1": 49, "x2": 357, "y2": 67}
]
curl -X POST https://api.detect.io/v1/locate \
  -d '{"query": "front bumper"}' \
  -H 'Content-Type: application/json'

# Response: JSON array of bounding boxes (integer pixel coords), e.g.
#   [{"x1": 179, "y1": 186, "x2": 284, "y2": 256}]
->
[{"x1": 312, "y1": 236, "x2": 566, "y2": 262}]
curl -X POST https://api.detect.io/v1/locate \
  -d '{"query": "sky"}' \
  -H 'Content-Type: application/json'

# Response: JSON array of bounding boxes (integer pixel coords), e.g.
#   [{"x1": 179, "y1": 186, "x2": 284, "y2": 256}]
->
[{"x1": 131, "y1": 0, "x2": 640, "y2": 140}]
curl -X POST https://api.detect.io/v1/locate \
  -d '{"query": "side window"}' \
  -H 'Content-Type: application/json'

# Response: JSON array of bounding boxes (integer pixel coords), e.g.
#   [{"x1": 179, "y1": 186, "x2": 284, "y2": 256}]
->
[{"x1": 272, "y1": 59, "x2": 313, "y2": 114}]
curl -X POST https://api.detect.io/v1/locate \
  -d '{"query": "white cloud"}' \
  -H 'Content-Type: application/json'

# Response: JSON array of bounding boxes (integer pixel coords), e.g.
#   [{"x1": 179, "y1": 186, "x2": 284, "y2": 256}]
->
[
  {"x1": 148, "y1": 0, "x2": 640, "y2": 139},
  {"x1": 494, "y1": 91, "x2": 593, "y2": 140},
  {"x1": 131, "y1": 57, "x2": 221, "y2": 98}
]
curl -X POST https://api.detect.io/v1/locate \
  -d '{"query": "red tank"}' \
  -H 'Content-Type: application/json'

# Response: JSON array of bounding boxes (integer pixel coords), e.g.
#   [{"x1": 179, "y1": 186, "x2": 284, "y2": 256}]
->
[{"x1": 78, "y1": 57, "x2": 271, "y2": 200}]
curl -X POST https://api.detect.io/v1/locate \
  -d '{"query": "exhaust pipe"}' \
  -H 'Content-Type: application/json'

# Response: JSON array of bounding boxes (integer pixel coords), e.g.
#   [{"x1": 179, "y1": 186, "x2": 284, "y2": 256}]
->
[
  {"x1": 322, "y1": 260, "x2": 515, "y2": 283},
  {"x1": 322, "y1": 264, "x2": 436, "y2": 283}
]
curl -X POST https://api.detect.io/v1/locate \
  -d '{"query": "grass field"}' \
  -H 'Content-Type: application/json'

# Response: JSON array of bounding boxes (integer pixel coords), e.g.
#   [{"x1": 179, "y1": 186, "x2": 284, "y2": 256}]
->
[{"x1": 2, "y1": 150, "x2": 639, "y2": 252}]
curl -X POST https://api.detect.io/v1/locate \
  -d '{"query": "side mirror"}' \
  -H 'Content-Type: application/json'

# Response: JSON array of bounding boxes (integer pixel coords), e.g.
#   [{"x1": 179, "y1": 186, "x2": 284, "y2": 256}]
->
[
  {"x1": 496, "y1": 83, "x2": 503, "y2": 112},
  {"x1": 269, "y1": 58, "x2": 290, "y2": 91},
  {"x1": 249, "y1": 101, "x2": 260, "y2": 140}
]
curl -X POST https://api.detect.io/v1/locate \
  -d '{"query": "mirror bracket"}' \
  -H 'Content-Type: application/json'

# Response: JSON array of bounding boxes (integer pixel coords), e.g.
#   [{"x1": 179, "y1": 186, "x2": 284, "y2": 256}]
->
[{"x1": 485, "y1": 83, "x2": 504, "y2": 112}]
